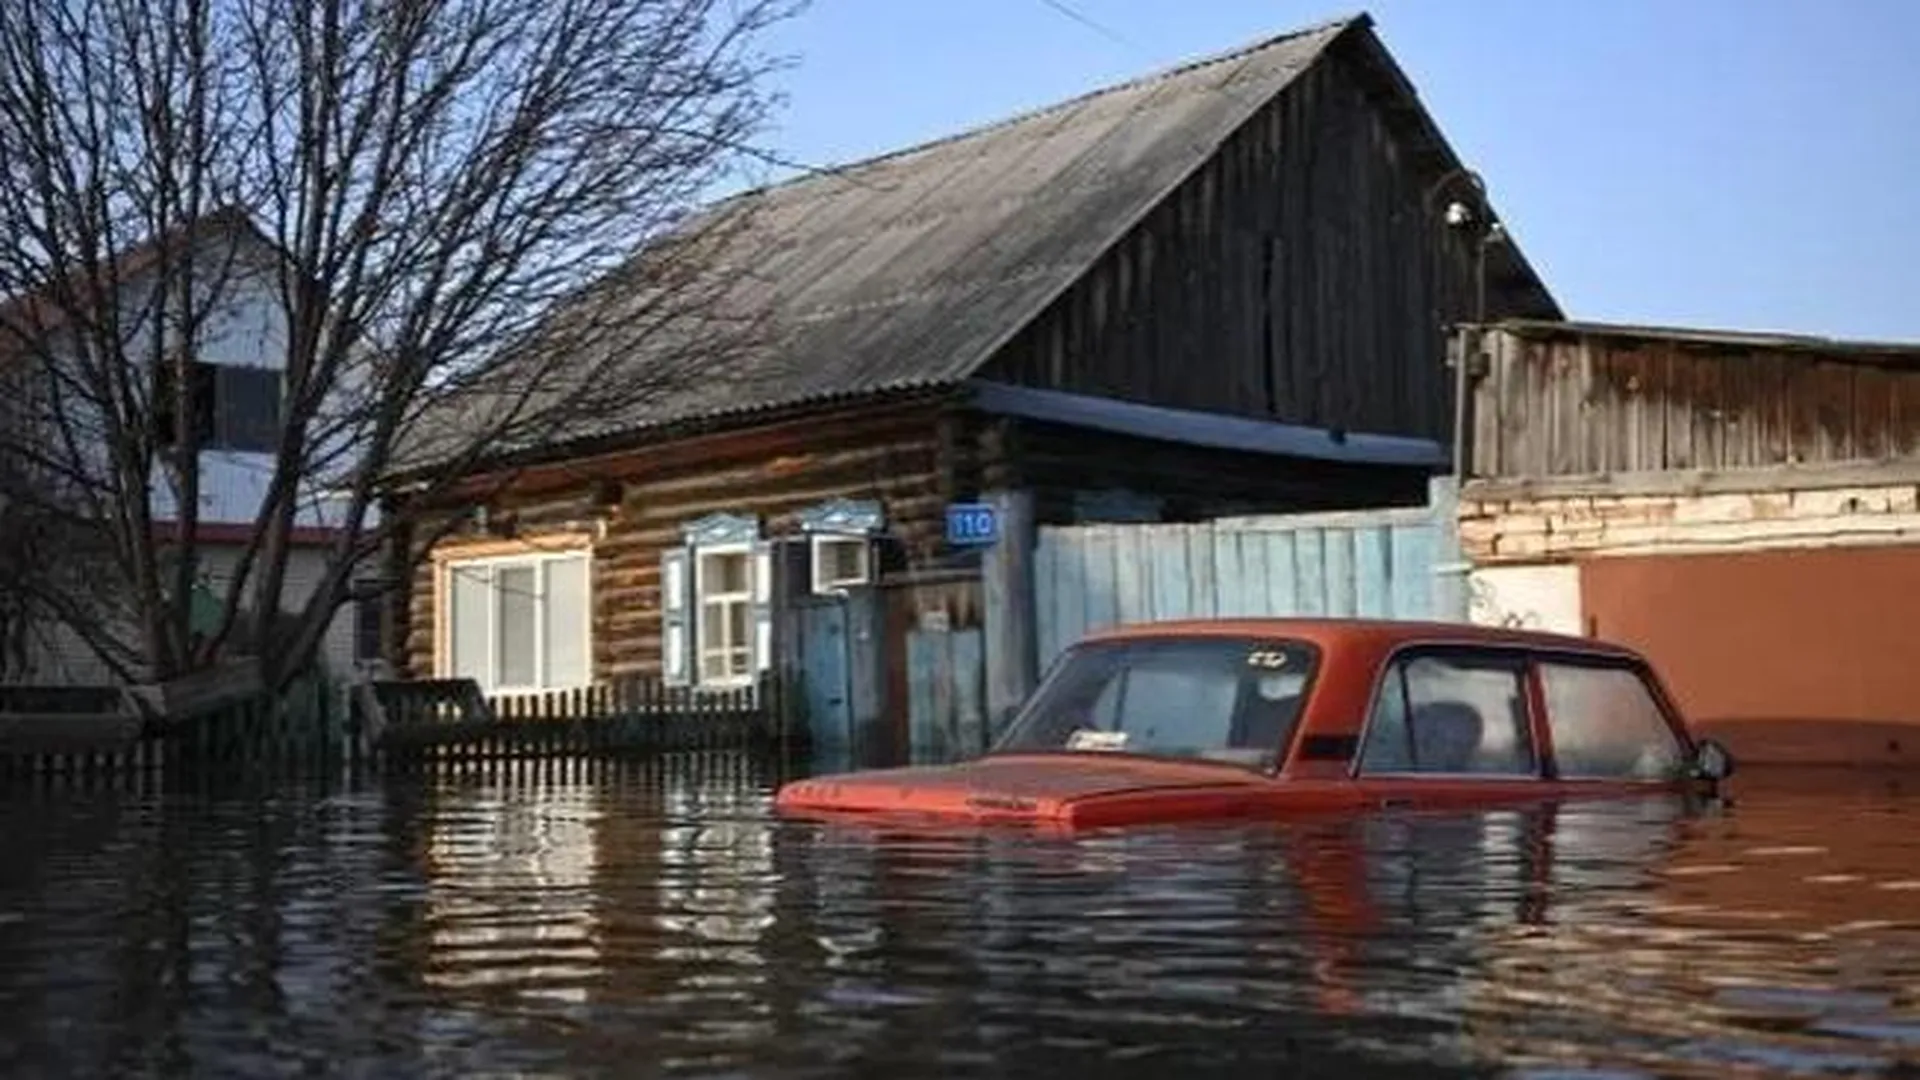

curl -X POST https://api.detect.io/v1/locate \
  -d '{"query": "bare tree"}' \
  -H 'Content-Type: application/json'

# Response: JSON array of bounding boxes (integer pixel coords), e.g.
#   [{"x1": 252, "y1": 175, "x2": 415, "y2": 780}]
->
[{"x1": 0, "y1": 0, "x2": 799, "y2": 690}]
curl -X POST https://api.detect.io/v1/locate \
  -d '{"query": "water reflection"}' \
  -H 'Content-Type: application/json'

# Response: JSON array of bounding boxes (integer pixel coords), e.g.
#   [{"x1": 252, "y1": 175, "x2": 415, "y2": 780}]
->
[
  {"x1": 421, "y1": 772, "x2": 606, "y2": 1005},
  {"x1": 0, "y1": 762, "x2": 1917, "y2": 1076}
]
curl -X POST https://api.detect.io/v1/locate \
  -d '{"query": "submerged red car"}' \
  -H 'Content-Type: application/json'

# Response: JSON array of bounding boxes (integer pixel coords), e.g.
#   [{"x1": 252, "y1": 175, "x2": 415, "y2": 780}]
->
[{"x1": 774, "y1": 618, "x2": 1735, "y2": 829}]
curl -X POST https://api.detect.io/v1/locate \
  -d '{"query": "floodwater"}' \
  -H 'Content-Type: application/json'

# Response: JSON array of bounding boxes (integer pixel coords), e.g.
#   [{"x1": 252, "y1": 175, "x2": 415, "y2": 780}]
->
[{"x1": 2, "y1": 760, "x2": 1919, "y2": 1079}]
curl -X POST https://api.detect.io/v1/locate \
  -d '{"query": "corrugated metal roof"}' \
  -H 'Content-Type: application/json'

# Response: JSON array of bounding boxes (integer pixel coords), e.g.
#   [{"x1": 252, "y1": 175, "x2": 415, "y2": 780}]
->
[{"x1": 435, "y1": 16, "x2": 1365, "y2": 460}]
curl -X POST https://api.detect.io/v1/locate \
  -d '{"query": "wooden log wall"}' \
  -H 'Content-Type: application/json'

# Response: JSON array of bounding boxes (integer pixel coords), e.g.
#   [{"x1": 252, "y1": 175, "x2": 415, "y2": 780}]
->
[
  {"x1": 399, "y1": 401, "x2": 956, "y2": 681},
  {"x1": 1469, "y1": 327, "x2": 1920, "y2": 481},
  {"x1": 979, "y1": 34, "x2": 1554, "y2": 445}
]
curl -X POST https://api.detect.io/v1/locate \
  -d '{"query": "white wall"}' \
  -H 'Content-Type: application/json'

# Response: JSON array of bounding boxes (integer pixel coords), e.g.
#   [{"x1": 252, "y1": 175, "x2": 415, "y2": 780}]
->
[
  {"x1": 9, "y1": 541, "x2": 359, "y2": 685},
  {"x1": 1466, "y1": 564, "x2": 1583, "y2": 635}
]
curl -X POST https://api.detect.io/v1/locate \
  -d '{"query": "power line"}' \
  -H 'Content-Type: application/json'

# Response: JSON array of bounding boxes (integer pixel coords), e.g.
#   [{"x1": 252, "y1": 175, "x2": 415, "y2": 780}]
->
[{"x1": 1034, "y1": 0, "x2": 1135, "y2": 49}]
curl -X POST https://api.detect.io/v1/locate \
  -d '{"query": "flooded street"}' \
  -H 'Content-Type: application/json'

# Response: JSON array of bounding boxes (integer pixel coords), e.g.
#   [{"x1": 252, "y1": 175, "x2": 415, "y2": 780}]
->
[{"x1": 1, "y1": 759, "x2": 1918, "y2": 1078}]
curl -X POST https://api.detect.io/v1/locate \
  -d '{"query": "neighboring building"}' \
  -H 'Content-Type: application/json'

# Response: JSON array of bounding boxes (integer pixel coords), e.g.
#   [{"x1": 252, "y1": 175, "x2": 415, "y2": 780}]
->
[
  {"x1": 1456, "y1": 318, "x2": 1920, "y2": 764},
  {"x1": 384, "y1": 14, "x2": 1561, "y2": 699},
  {"x1": 0, "y1": 210, "x2": 370, "y2": 684}
]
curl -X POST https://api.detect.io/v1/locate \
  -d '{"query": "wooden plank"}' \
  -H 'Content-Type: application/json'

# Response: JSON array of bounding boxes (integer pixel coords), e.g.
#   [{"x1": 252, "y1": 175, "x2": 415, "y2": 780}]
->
[
  {"x1": 1893, "y1": 366, "x2": 1920, "y2": 459},
  {"x1": 951, "y1": 629, "x2": 987, "y2": 758},
  {"x1": 1237, "y1": 526, "x2": 1272, "y2": 615},
  {"x1": 1469, "y1": 332, "x2": 1501, "y2": 476},
  {"x1": 1572, "y1": 339, "x2": 1604, "y2": 475},
  {"x1": 1753, "y1": 352, "x2": 1790, "y2": 465},
  {"x1": 1081, "y1": 528, "x2": 1119, "y2": 634},
  {"x1": 1324, "y1": 525, "x2": 1357, "y2": 616},
  {"x1": 1661, "y1": 346, "x2": 1692, "y2": 471},
  {"x1": 1462, "y1": 459, "x2": 1920, "y2": 502},
  {"x1": 1212, "y1": 527, "x2": 1246, "y2": 616},
  {"x1": 1354, "y1": 524, "x2": 1391, "y2": 617},
  {"x1": 1690, "y1": 348, "x2": 1726, "y2": 470},
  {"x1": 1853, "y1": 363, "x2": 1894, "y2": 461},
  {"x1": 1294, "y1": 527, "x2": 1327, "y2": 615},
  {"x1": 904, "y1": 630, "x2": 951, "y2": 765},
  {"x1": 1185, "y1": 524, "x2": 1218, "y2": 618},
  {"x1": 1112, "y1": 525, "x2": 1150, "y2": 625},
  {"x1": 1149, "y1": 527, "x2": 1192, "y2": 622},
  {"x1": 981, "y1": 489, "x2": 1037, "y2": 739},
  {"x1": 1389, "y1": 521, "x2": 1436, "y2": 619},
  {"x1": 1033, "y1": 529, "x2": 1062, "y2": 673},
  {"x1": 1260, "y1": 530, "x2": 1299, "y2": 616}
]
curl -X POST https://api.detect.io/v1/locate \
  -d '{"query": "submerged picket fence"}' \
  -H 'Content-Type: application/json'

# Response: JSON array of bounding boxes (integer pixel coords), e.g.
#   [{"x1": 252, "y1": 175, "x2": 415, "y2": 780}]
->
[{"x1": 0, "y1": 671, "x2": 801, "y2": 788}]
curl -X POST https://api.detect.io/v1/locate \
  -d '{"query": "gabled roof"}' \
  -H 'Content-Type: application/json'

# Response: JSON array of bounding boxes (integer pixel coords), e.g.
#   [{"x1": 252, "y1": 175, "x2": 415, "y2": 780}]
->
[
  {"x1": 432, "y1": 12, "x2": 1558, "y2": 468},
  {"x1": 0, "y1": 206, "x2": 278, "y2": 340}
]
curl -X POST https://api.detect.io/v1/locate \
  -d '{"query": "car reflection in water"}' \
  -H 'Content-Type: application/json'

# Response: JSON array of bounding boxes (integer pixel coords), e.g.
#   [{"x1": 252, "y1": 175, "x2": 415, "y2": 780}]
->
[{"x1": 788, "y1": 770, "x2": 1920, "y2": 1076}]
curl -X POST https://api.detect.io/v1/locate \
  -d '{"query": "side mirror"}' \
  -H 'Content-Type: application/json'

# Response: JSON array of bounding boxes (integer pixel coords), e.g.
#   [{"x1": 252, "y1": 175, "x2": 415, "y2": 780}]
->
[{"x1": 1692, "y1": 738, "x2": 1735, "y2": 782}]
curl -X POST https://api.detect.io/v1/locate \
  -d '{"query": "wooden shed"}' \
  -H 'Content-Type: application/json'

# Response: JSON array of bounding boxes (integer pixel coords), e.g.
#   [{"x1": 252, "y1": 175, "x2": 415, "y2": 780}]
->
[
  {"x1": 1457, "y1": 318, "x2": 1920, "y2": 765},
  {"x1": 380, "y1": 14, "x2": 1560, "y2": 745}
]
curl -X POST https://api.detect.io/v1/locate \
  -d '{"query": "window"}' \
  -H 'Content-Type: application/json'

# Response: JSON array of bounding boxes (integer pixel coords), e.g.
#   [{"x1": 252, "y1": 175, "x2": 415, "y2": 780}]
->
[
  {"x1": 154, "y1": 360, "x2": 282, "y2": 453},
  {"x1": 993, "y1": 637, "x2": 1318, "y2": 769},
  {"x1": 354, "y1": 593, "x2": 382, "y2": 664},
  {"x1": 444, "y1": 550, "x2": 590, "y2": 692},
  {"x1": 662, "y1": 513, "x2": 772, "y2": 689},
  {"x1": 1358, "y1": 649, "x2": 1536, "y2": 776},
  {"x1": 1539, "y1": 661, "x2": 1687, "y2": 779},
  {"x1": 697, "y1": 548, "x2": 753, "y2": 685},
  {"x1": 810, "y1": 534, "x2": 871, "y2": 593}
]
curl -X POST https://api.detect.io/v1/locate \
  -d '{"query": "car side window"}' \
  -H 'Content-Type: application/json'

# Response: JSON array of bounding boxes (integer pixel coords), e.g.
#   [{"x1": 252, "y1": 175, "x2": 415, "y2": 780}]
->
[
  {"x1": 1358, "y1": 650, "x2": 1537, "y2": 776},
  {"x1": 1538, "y1": 660, "x2": 1687, "y2": 779}
]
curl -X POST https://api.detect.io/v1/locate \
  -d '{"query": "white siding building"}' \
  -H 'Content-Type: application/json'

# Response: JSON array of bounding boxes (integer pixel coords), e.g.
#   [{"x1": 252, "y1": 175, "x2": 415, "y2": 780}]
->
[{"x1": 6, "y1": 213, "x2": 370, "y2": 685}]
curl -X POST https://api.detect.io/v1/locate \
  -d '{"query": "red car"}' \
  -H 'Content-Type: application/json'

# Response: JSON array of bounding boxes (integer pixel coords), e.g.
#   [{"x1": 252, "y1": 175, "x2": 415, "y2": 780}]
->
[{"x1": 774, "y1": 618, "x2": 1735, "y2": 829}]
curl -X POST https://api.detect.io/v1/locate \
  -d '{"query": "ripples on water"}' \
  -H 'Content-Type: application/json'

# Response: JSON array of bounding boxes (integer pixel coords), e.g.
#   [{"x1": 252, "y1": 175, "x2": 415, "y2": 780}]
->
[{"x1": 1, "y1": 758, "x2": 1918, "y2": 1078}]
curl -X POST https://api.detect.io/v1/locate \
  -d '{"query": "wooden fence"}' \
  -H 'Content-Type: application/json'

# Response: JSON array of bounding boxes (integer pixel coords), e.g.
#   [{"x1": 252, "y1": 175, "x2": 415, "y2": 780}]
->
[
  {"x1": 0, "y1": 672, "x2": 355, "y2": 787},
  {"x1": 0, "y1": 670, "x2": 802, "y2": 788},
  {"x1": 366, "y1": 674, "x2": 796, "y2": 768},
  {"x1": 1031, "y1": 500, "x2": 1460, "y2": 672}
]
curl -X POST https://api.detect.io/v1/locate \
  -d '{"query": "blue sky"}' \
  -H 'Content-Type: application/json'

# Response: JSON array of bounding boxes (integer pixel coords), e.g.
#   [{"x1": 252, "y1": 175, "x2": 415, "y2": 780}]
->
[{"x1": 750, "y1": 0, "x2": 1919, "y2": 343}]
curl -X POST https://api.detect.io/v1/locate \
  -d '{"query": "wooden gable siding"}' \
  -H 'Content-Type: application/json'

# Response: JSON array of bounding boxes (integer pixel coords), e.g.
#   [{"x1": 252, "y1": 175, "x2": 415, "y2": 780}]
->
[
  {"x1": 1468, "y1": 327, "x2": 1920, "y2": 482},
  {"x1": 398, "y1": 401, "x2": 955, "y2": 681},
  {"x1": 979, "y1": 42, "x2": 1539, "y2": 444}
]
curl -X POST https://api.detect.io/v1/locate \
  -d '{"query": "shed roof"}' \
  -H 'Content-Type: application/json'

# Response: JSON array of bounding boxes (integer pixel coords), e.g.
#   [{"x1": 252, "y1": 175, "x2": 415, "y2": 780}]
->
[
  {"x1": 1486, "y1": 318, "x2": 1920, "y2": 364},
  {"x1": 418, "y1": 12, "x2": 1557, "y2": 472}
]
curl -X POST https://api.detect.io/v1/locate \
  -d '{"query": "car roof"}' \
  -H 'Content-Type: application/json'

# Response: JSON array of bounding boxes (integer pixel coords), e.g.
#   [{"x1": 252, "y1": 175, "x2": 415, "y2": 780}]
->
[{"x1": 1078, "y1": 616, "x2": 1643, "y2": 659}]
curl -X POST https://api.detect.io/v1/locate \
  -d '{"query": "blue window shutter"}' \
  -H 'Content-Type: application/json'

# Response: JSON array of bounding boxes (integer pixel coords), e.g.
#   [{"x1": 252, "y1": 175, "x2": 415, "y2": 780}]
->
[
  {"x1": 661, "y1": 545, "x2": 692, "y2": 685},
  {"x1": 751, "y1": 539, "x2": 774, "y2": 675}
]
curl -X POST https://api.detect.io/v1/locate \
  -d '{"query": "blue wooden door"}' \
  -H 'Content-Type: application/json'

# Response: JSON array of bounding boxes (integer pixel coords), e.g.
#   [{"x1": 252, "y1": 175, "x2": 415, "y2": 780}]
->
[{"x1": 797, "y1": 598, "x2": 854, "y2": 769}]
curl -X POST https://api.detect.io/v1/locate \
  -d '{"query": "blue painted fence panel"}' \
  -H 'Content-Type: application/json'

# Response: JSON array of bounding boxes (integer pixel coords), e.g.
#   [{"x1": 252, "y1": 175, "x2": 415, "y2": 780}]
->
[
  {"x1": 907, "y1": 627, "x2": 988, "y2": 765},
  {"x1": 1031, "y1": 505, "x2": 1463, "y2": 670}
]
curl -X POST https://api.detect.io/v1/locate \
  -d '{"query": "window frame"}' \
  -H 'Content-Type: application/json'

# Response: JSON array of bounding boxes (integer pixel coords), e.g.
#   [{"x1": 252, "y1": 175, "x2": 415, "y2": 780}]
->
[
  {"x1": 1350, "y1": 642, "x2": 1545, "y2": 782},
  {"x1": 808, "y1": 532, "x2": 872, "y2": 594},
  {"x1": 692, "y1": 541, "x2": 756, "y2": 689},
  {"x1": 438, "y1": 547, "x2": 593, "y2": 696},
  {"x1": 987, "y1": 635, "x2": 1325, "y2": 776},
  {"x1": 1349, "y1": 640, "x2": 1699, "y2": 783},
  {"x1": 154, "y1": 359, "x2": 283, "y2": 454},
  {"x1": 1527, "y1": 648, "x2": 1696, "y2": 781}
]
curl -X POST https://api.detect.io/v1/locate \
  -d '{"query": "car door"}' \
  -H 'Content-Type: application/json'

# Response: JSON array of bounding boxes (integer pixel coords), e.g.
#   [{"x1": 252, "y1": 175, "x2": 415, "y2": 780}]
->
[{"x1": 1347, "y1": 643, "x2": 1548, "y2": 810}]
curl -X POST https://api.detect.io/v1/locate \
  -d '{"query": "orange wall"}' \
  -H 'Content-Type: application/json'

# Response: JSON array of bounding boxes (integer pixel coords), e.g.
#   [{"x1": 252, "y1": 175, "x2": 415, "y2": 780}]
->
[{"x1": 1581, "y1": 544, "x2": 1920, "y2": 765}]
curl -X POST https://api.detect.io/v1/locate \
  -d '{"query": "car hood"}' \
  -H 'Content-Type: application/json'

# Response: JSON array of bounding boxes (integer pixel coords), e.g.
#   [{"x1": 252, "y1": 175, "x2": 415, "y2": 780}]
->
[{"x1": 773, "y1": 754, "x2": 1266, "y2": 824}]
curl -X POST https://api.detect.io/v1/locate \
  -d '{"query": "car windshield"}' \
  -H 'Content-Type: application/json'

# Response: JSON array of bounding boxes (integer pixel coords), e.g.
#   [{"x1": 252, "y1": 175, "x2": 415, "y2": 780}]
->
[{"x1": 990, "y1": 636, "x2": 1319, "y2": 769}]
